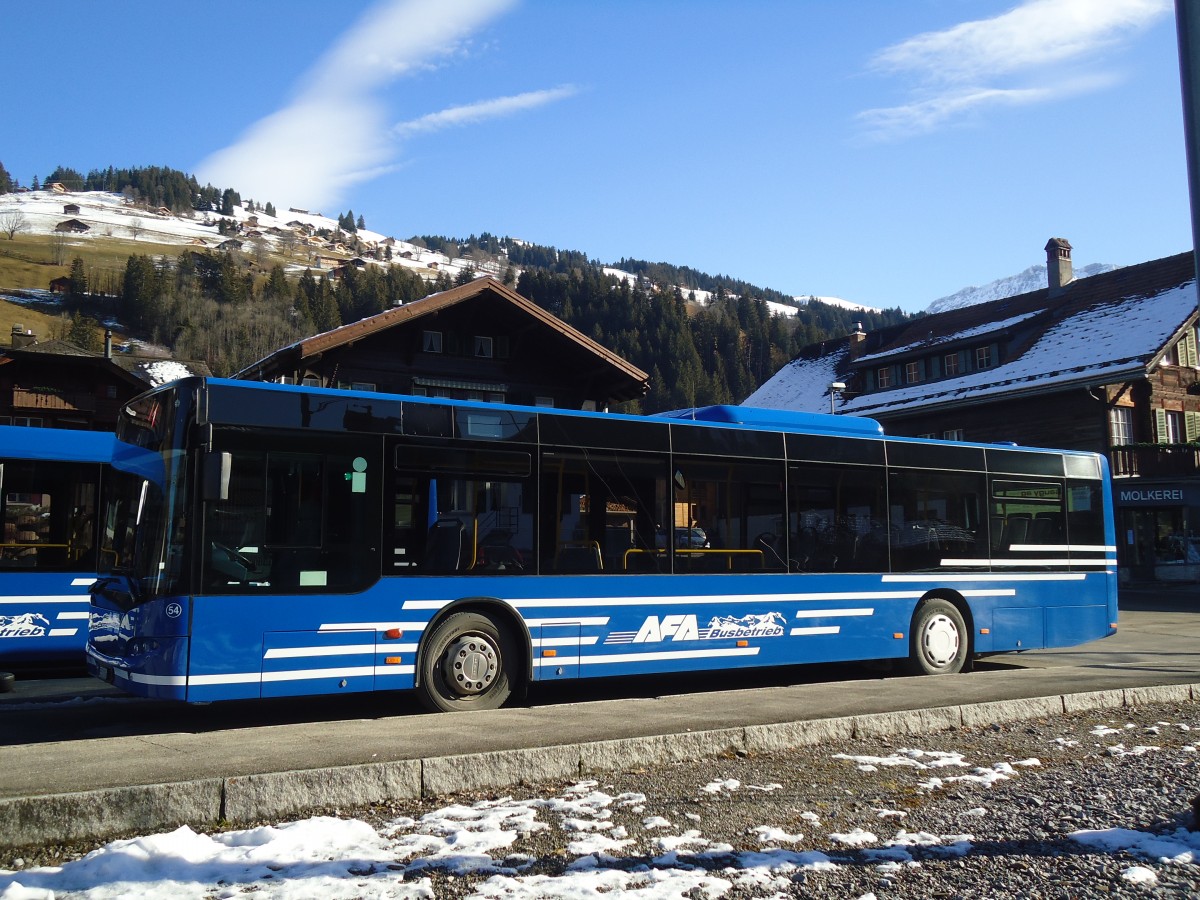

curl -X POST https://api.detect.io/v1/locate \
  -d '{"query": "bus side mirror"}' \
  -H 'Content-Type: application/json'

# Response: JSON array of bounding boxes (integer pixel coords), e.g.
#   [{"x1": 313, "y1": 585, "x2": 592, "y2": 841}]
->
[{"x1": 203, "y1": 451, "x2": 231, "y2": 502}]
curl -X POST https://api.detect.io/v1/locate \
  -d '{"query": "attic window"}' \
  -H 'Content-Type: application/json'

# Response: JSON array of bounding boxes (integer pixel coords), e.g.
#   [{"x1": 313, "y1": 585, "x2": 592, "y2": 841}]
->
[
  {"x1": 905, "y1": 361, "x2": 922, "y2": 384},
  {"x1": 876, "y1": 367, "x2": 892, "y2": 389},
  {"x1": 474, "y1": 335, "x2": 494, "y2": 358},
  {"x1": 423, "y1": 330, "x2": 443, "y2": 353},
  {"x1": 943, "y1": 353, "x2": 960, "y2": 377},
  {"x1": 975, "y1": 346, "x2": 993, "y2": 369}
]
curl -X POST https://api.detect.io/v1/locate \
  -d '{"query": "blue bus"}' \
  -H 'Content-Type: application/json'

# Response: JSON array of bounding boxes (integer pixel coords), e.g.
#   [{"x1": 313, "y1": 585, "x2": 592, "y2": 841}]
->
[
  {"x1": 87, "y1": 377, "x2": 1117, "y2": 711},
  {"x1": 0, "y1": 425, "x2": 113, "y2": 666}
]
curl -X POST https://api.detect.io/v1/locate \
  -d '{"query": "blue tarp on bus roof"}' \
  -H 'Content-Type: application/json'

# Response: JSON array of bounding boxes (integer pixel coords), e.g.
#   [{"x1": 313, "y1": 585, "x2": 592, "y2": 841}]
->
[{"x1": 655, "y1": 405, "x2": 884, "y2": 437}]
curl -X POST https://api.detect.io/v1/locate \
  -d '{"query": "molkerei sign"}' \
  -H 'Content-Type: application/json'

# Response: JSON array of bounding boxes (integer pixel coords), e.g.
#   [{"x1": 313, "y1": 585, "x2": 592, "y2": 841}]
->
[{"x1": 1116, "y1": 486, "x2": 1196, "y2": 506}]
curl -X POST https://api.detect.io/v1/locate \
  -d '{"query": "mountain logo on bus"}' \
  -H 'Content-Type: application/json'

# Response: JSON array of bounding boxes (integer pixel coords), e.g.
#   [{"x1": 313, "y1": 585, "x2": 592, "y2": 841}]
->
[
  {"x1": 0, "y1": 613, "x2": 51, "y2": 639},
  {"x1": 606, "y1": 611, "x2": 786, "y2": 644},
  {"x1": 706, "y1": 612, "x2": 786, "y2": 638}
]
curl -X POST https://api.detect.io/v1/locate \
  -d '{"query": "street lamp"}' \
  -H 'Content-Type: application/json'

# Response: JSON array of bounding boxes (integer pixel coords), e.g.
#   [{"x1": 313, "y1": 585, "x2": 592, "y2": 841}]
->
[{"x1": 829, "y1": 381, "x2": 846, "y2": 415}]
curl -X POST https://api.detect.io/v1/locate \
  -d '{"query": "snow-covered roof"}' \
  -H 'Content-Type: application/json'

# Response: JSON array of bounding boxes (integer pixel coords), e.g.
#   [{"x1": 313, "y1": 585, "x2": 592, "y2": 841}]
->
[{"x1": 745, "y1": 251, "x2": 1198, "y2": 418}]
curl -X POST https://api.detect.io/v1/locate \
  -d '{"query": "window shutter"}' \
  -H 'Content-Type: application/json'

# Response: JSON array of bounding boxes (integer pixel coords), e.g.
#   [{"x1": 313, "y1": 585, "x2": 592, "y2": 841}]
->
[
  {"x1": 1187, "y1": 411, "x2": 1200, "y2": 443},
  {"x1": 1184, "y1": 330, "x2": 1198, "y2": 368},
  {"x1": 1155, "y1": 407, "x2": 1168, "y2": 443}
]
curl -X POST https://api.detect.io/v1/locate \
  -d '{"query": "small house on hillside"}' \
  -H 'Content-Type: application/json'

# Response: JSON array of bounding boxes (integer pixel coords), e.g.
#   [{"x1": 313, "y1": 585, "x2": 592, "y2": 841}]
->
[
  {"x1": 235, "y1": 277, "x2": 649, "y2": 411},
  {"x1": 745, "y1": 239, "x2": 1200, "y2": 580},
  {"x1": 48, "y1": 276, "x2": 71, "y2": 294},
  {"x1": 62, "y1": 203, "x2": 80, "y2": 215},
  {"x1": 54, "y1": 218, "x2": 89, "y2": 234}
]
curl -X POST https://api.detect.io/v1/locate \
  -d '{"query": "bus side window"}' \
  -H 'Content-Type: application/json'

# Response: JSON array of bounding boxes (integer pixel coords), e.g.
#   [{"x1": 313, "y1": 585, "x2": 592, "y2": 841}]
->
[
  {"x1": 1066, "y1": 480, "x2": 1105, "y2": 549},
  {"x1": 0, "y1": 460, "x2": 93, "y2": 571},
  {"x1": 888, "y1": 470, "x2": 985, "y2": 572},
  {"x1": 788, "y1": 462, "x2": 887, "y2": 573},
  {"x1": 540, "y1": 450, "x2": 666, "y2": 574},
  {"x1": 673, "y1": 457, "x2": 788, "y2": 573},
  {"x1": 990, "y1": 478, "x2": 1066, "y2": 568}
]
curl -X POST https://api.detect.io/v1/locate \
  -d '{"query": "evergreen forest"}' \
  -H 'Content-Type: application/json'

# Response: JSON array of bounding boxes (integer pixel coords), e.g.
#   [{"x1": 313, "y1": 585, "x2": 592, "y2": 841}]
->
[{"x1": 4, "y1": 163, "x2": 912, "y2": 411}]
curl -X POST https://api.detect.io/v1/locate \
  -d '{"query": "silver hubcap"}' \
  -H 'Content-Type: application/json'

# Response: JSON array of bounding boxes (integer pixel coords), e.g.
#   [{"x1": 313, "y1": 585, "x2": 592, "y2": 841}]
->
[
  {"x1": 442, "y1": 634, "x2": 500, "y2": 696},
  {"x1": 921, "y1": 614, "x2": 960, "y2": 669}
]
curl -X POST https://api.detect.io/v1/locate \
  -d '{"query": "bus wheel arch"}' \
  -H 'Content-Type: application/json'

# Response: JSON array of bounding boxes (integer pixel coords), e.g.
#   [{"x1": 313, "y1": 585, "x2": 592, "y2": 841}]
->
[
  {"x1": 414, "y1": 599, "x2": 529, "y2": 712},
  {"x1": 905, "y1": 591, "x2": 973, "y2": 676}
]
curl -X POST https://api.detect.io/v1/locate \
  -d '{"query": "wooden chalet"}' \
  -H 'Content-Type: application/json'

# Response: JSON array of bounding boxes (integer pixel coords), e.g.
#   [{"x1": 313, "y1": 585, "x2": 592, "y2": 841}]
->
[
  {"x1": 746, "y1": 240, "x2": 1200, "y2": 580},
  {"x1": 235, "y1": 277, "x2": 649, "y2": 410},
  {"x1": 54, "y1": 218, "x2": 89, "y2": 234},
  {"x1": 0, "y1": 327, "x2": 211, "y2": 431}
]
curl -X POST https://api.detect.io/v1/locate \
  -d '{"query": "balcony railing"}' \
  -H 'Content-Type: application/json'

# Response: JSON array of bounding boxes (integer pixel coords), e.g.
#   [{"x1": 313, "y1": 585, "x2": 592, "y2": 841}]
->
[{"x1": 1110, "y1": 444, "x2": 1200, "y2": 478}]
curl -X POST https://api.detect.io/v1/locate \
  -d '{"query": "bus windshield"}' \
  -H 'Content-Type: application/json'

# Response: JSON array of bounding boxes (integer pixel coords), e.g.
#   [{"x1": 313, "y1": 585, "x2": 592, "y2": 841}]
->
[{"x1": 96, "y1": 387, "x2": 192, "y2": 604}]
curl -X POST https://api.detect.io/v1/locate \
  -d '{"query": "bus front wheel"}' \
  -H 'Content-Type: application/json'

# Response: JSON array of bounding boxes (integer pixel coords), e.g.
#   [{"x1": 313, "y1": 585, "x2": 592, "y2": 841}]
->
[
  {"x1": 417, "y1": 611, "x2": 517, "y2": 712},
  {"x1": 906, "y1": 598, "x2": 968, "y2": 675}
]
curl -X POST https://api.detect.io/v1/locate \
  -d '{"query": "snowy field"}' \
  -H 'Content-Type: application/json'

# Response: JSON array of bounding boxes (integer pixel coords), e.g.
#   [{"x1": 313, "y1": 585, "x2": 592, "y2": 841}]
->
[{"x1": 3, "y1": 701, "x2": 1199, "y2": 899}]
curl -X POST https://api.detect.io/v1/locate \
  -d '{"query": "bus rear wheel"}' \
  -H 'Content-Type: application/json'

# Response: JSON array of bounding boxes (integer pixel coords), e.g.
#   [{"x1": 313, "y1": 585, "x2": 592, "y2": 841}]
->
[
  {"x1": 417, "y1": 611, "x2": 517, "y2": 712},
  {"x1": 906, "y1": 598, "x2": 968, "y2": 675}
]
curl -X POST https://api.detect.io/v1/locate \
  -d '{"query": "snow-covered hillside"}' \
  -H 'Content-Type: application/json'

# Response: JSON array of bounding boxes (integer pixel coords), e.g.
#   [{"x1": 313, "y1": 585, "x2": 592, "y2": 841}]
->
[
  {"x1": 926, "y1": 262, "x2": 1119, "y2": 314},
  {"x1": 793, "y1": 294, "x2": 882, "y2": 315},
  {"x1": 0, "y1": 189, "x2": 489, "y2": 282}
]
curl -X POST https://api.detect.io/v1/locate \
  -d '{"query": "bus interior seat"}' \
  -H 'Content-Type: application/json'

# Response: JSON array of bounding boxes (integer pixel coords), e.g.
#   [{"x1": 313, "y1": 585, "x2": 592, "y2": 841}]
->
[
  {"x1": 1029, "y1": 515, "x2": 1060, "y2": 544},
  {"x1": 1000, "y1": 514, "x2": 1032, "y2": 549},
  {"x1": 554, "y1": 541, "x2": 603, "y2": 573},
  {"x1": 424, "y1": 518, "x2": 464, "y2": 572}
]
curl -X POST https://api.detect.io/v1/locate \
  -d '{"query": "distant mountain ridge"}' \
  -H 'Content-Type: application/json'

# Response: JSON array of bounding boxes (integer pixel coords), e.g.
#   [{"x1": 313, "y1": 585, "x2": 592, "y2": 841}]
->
[{"x1": 926, "y1": 262, "x2": 1120, "y2": 315}]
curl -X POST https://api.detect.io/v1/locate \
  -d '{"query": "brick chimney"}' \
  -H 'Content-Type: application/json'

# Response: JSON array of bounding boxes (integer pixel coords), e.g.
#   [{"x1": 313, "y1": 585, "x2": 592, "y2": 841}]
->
[
  {"x1": 1046, "y1": 238, "x2": 1073, "y2": 294},
  {"x1": 847, "y1": 321, "x2": 867, "y2": 359}
]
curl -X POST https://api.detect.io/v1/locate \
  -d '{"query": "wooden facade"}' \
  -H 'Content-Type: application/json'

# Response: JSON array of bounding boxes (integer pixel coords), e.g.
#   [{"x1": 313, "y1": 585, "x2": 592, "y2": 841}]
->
[
  {"x1": 235, "y1": 277, "x2": 649, "y2": 410},
  {"x1": 0, "y1": 331, "x2": 211, "y2": 431}
]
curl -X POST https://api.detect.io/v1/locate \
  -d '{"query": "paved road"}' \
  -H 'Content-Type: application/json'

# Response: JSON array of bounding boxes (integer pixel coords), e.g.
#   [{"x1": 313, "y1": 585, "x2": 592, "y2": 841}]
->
[{"x1": 1, "y1": 584, "x2": 1197, "y2": 806}]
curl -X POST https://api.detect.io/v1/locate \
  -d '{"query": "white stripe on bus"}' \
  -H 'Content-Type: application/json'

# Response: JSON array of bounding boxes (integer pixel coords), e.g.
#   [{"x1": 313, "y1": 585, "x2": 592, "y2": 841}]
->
[
  {"x1": 530, "y1": 636, "x2": 599, "y2": 648},
  {"x1": 794, "y1": 608, "x2": 873, "y2": 618},
  {"x1": 941, "y1": 559, "x2": 1111, "y2": 568},
  {"x1": 0, "y1": 595, "x2": 89, "y2": 605},
  {"x1": 318, "y1": 622, "x2": 428, "y2": 632},
  {"x1": 790, "y1": 626, "x2": 840, "y2": 636},
  {"x1": 525, "y1": 617, "x2": 611, "y2": 627},
  {"x1": 48, "y1": 628, "x2": 78, "y2": 637},
  {"x1": 1008, "y1": 545, "x2": 1116, "y2": 552},
  {"x1": 264, "y1": 644, "x2": 390, "y2": 659},
  {"x1": 884, "y1": 573, "x2": 1086, "y2": 582},
  {"x1": 186, "y1": 665, "x2": 417, "y2": 686},
  {"x1": 531, "y1": 646, "x2": 761, "y2": 668},
  {"x1": 56, "y1": 611, "x2": 90, "y2": 620}
]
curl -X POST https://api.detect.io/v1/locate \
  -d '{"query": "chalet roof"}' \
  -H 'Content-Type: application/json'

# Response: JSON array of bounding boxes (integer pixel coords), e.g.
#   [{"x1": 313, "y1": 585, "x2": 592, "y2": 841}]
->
[
  {"x1": 234, "y1": 277, "x2": 650, "y2": 401},
  {"x1": 744, "y1": 250, "x2": 1198, "y2": 417},
  {"x1": 1, "y1": 341, "x2": 212, "y2": 388}
]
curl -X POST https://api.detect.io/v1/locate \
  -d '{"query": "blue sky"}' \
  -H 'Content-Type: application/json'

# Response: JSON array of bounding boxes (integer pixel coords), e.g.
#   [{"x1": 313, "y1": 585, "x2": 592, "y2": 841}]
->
[{"x1": 3, "y1": 0, "x2": 1187, "y2": 312}]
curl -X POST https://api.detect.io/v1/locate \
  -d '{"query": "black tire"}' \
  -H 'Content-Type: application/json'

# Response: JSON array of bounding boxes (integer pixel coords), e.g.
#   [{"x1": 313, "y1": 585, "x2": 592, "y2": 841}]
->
[
  {"x1": 416, "y1": 610, "x2": 519, "y2": 712},
  {"x1": 905, "y1": 598, "x2": 969, "y2": 675}
]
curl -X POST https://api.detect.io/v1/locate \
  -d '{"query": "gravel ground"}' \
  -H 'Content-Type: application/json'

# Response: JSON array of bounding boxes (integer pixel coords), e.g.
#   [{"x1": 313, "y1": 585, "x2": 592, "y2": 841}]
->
[{"x1": 6, "y1": 699, "x2": 1200, "y2": 898}]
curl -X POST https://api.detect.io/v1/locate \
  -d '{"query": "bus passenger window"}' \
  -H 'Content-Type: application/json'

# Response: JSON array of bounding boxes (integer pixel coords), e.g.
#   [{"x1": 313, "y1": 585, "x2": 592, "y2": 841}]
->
[
  {"x1": 0, "y1": 461, "x2": 96, "y2": 571},
  {"x1": 788, "y1": 463, "x2": 887, "y2": 573},
  {"x1": 540, "y1": 450, "x2": 666, "y2": 574},
  {"x1": 673, "y1": 457, "x2": 788, "y2": 573},
  {"x1": 990, "y1": 478, "x2": 1066, "y2": 569},
  {"x1": 889, "y1": 470, "x2": 985, "y2": 572}
]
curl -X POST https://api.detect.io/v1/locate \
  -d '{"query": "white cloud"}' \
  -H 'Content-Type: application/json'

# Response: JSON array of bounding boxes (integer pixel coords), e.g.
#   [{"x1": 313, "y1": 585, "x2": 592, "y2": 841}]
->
[
  {"x1": 196, "y1": 0, "x2": 571, "y2": 210},
  {"x1": 859, "y1": 0, "x2": 1171, "y2": 140},
  {"x1": 392, "y1": 85, "x2": 579, "y2": 138}
]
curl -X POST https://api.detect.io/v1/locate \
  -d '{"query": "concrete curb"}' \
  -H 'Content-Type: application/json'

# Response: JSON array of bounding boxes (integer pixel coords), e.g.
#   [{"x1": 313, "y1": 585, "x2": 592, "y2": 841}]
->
[{"x1": 3, "y1": 683, "x2": 1197, "y2": 850}]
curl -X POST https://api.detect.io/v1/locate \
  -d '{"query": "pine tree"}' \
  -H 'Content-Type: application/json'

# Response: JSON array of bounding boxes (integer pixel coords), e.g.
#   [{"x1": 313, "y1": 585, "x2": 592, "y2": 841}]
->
[
  {"x1": 68, "y1": 256, "x2": 88, "y2": 300},
  {"x1": 0, "y1": 162, "x2": 12, "y2": 194}
]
